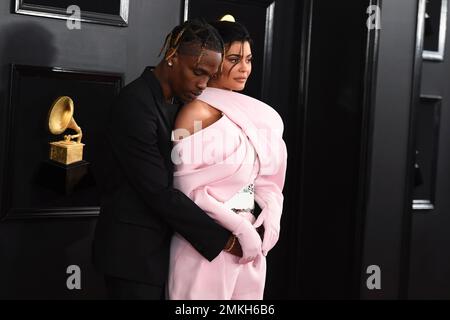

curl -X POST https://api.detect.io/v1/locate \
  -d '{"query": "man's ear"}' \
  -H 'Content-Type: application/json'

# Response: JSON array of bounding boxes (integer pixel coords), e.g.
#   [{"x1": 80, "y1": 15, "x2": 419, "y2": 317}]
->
[
  {"x1": 169, "y1": 52, "x2": 179, "y2": 66},
  {"x1": 165, "y1": 50, "x2": 178, "y2": 67}
]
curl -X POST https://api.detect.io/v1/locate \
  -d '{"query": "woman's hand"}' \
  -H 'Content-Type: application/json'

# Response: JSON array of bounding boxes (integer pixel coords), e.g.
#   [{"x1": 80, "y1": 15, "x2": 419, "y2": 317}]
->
[
  {"x1": 253, "y1": 202, "x2": 281, "y2": 256},
  {"x1": 233, "y1": 219, "x2": 262, "y2": 264}
]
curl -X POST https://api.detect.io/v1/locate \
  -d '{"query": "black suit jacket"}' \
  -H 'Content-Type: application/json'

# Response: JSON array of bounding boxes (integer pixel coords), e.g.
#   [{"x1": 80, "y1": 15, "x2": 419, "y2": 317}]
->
[{"x1": 92, "y1": 67, "x2": 230, "y2": 286}]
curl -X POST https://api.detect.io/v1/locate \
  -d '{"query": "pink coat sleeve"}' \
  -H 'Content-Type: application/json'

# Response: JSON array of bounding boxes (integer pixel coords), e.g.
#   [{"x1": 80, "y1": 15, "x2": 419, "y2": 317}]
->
[
  {"x1": 192, "y1": 186, "x2": 247, "y2": 233},
  {"x1": 254, "y1": 139, "x2": 287, "y2": 226},
  {"x1": 253, "y1": 131, "x2": 287, "y2": 255}
]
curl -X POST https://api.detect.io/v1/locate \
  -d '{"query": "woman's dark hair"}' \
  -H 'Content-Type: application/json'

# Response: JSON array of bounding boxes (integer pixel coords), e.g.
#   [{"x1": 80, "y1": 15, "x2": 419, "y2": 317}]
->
[
  {"x1": 208, "y1": 21, "x2": 253, "y2": 48},
  {"x1": 160, "y1": 19, "x2": 225, "y2": 67},
  {"x1": 208, "y1": 21, "x2": 253, "y2": 75}
]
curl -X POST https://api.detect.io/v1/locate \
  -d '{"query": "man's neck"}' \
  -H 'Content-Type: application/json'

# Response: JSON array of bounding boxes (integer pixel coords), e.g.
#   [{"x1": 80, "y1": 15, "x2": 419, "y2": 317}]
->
[{"x1": 152, "y1": 63, "x2": 174, "y2": 103}]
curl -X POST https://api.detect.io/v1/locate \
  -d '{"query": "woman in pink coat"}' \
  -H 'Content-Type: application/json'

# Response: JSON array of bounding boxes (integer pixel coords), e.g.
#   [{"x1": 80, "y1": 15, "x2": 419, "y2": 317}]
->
[{"x1": 168, "y1": 21, "x2": 287, "y2": 300}]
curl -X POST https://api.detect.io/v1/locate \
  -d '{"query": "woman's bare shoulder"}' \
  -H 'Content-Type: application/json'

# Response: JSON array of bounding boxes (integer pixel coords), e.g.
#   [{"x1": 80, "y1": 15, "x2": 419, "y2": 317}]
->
[{"x1": 174, "y1": 99, "x2": 222, "y2": 135}]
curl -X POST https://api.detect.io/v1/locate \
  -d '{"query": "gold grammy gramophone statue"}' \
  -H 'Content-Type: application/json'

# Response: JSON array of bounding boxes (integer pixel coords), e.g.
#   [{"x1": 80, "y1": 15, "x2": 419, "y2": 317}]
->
[{"x1": 48, "y1": 96, "x2": 85, "y2": 165}]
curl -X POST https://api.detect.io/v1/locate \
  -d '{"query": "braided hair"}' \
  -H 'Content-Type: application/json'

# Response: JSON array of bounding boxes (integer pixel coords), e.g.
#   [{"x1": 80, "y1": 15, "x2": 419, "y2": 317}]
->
[{"x1": 159, "y1": 19, "x2": 225, "y2": 70}]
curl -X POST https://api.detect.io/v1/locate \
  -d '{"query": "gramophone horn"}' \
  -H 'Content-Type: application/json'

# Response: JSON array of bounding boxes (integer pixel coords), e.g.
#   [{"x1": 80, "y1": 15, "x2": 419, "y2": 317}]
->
[
  {"x1": 67, "y1": 117, "x2": 81, "y2": 135},
  {"x1": 48, "y1": 96, "x2": 74, "y2": 135},
  {"x1": 48, "y1": 96, "x2": 82, "y2": 143}
]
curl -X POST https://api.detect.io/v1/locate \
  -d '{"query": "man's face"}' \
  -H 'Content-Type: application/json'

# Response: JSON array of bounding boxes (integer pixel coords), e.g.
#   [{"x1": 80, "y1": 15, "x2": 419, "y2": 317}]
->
[{"x1": 169, "y1": 46, "x2": 222, "y2": 103}]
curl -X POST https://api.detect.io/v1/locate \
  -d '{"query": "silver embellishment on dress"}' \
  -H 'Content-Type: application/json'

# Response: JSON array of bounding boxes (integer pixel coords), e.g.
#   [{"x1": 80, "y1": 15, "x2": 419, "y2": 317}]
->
[{"x1": 224, "y1": 183, "x2": 255, "y2": 213}]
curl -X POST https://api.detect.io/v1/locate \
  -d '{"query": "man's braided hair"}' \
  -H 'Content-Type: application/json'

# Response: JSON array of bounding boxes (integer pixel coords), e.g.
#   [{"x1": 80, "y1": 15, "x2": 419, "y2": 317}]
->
[{"x1": 159, "y1": 19, "x2": 225, "y2": 71}]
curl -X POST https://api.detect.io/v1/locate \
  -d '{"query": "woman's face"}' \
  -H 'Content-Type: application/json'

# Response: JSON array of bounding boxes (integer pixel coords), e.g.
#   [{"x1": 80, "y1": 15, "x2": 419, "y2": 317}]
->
[{"x1": 210, "y1": 40, "x2": 252, "y2": 91}]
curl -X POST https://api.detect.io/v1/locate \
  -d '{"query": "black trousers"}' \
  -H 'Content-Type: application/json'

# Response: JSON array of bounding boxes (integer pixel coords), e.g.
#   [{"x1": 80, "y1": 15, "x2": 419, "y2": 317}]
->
[{"x1": 104, "y1": 276, "x2": 165, "y2": 300}]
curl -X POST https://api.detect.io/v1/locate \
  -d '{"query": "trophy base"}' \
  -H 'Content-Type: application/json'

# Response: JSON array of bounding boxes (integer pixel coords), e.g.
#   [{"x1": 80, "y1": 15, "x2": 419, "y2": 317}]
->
[
  {"x1": 37, "y1": 160, "x2": 91, "y2": 195},
  {"x1": 49, "y1": 141, "x2": 85, "y2": 165}
]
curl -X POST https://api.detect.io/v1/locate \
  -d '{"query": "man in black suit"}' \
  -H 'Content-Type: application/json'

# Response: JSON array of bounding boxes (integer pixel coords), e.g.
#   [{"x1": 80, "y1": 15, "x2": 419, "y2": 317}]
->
[{"x1": 92, "y1": 20, "x2": 260, "y2": 299}]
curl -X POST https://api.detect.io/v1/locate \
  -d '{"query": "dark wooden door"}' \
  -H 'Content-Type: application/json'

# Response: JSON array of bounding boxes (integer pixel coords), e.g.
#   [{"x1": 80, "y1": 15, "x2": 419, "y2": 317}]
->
[{"x1": 288, "y1": 0, "x2": 380, "y2": 299}]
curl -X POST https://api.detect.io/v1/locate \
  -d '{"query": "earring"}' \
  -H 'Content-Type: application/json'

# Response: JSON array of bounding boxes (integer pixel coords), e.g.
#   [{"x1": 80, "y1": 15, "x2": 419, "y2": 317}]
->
[{"x1": 167, "y1": 61, "x2": 173, "y2": 67}]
